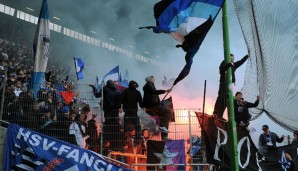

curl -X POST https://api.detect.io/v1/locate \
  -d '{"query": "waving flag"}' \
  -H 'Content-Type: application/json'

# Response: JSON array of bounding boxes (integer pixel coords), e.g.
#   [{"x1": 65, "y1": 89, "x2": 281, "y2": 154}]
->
[
  {"x1": 31, "y1": 0, "x2": 50, "y2": 98},
  {"x1": 103, "y1": 65, "x2": 119, "y2": 82},
  {"x1": 4, "y1": 124, "x2": 130, "y2": 171},
  {"x1": 115, "y1": 79, "x2": 129, "y2": 93},
  {"x1": 74, "y1": 57, "x2": 85, "y2": 80},
  {"x1": 141, "y1": 0, "x2": 223, "y2": 85}
]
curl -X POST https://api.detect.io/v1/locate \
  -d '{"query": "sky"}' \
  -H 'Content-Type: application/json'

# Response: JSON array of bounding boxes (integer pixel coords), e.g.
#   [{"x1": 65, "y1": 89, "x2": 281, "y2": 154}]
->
[{"x1": 1, "y1": 0, "x2": 293, "y2": 146}]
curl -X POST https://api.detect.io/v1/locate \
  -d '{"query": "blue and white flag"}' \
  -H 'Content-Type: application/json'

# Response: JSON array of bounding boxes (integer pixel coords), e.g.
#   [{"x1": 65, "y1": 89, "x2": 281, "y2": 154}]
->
[
  {"x1": 4, "y1": 124, "x2": 130, "y2": 171},
  {"x1": 103, "y1": 65, "x2": 119, "y2": 82},
  {"x1": 280, "y1": 150, "x2": 291, "y2": 171},
  {"x1": 31, "y1": 0, "x2": 50, "y2": 98},
  {"x1": 74, "y1": 57, "x2": 85, "y2": 80},
  {"x1": 141, "y1": 0, "x2": 223, "y2": 86}
]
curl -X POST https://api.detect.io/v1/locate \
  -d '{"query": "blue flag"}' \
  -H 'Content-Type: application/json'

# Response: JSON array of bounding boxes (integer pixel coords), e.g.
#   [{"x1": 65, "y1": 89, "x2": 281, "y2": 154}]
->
[
  {"x1": 141, "y1": 0, "x2": 223, "y2": 85},
  {"x1": 31, "y1": 0, "x2": 50, "y2": 98},
  {"x1": 103, "y1": 65, "x2": 119, "y2": 82},
  {"x1": 74, "y1": 57, "x2": 85, "y2": 80},
  {"x1": 4, "y1": 124, "x2": 130, "y2": 171}
]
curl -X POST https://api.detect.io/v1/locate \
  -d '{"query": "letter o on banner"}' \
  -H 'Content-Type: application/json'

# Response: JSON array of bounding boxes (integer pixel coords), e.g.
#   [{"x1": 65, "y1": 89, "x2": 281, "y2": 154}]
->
[{"x1": 237, "y1": 137, "x2": 251, "y2": 169}]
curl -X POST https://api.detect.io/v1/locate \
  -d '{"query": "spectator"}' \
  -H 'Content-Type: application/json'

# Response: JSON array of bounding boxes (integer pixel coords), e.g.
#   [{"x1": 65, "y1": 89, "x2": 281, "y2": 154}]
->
[
  {"x1": 120, "y1": 80, "x2": 143, "y2": 139},
  {"x1": 233, "y1": 92, "x2": 260, "y2": 128},
  {"x1": 143, "y1": 75, "x2": 172, "y2": 140},
  {"x1": 39, "y1": 107, "x2": 55, "y2": 137},
  {"x1": 56, "y1": 106, "x2": 76, "y2": 145},
  {"x1": 138, "y1": 129, "x2": 149, "y2": 155},
  {"x1": 86, "y1": 114, "x2": 100, "y2": 153},
  {"x1": 70, "y1": 114, "x2": 89, "y2": 149},
  {"x1": 100, "y1": 80, "x2": 122, "y2": 150},
  {"x1": 123, "y1": 125, "x2": 138, "y2": 166},
  {"x1": 284, "y1": 131, "x2": 298, "y2": 170},
  {"x1": 213, "y1": 53, "x2": 249, "y2": 118},
  {"x1": 258, "y1": 125, "x2": 284, "y2": 148}
]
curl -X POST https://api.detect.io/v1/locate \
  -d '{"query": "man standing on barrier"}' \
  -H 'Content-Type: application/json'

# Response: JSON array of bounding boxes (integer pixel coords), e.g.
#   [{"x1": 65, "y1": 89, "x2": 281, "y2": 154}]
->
[{"x1": 143, "y1": 76, "x2": 172, "y2": 140}]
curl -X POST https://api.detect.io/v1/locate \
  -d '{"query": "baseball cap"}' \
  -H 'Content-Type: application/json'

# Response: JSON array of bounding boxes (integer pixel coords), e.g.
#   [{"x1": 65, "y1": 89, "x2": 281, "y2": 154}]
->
[{"x1": 262, "y1": 125, "x2": 269, "y2": 131}]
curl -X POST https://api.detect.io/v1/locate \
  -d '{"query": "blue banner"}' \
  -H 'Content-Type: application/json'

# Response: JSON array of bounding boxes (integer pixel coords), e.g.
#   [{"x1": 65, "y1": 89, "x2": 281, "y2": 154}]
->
[{"x1": 4, "y1": 124, "x2": 130, "y2": 171}]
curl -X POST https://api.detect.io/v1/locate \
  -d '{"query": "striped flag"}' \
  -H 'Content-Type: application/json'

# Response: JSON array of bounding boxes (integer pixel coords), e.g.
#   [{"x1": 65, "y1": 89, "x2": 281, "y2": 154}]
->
[
  {"x1": 31, "y1": 0, "x2": 50, "y2": 98},
  {"x1": 141, "y1": 0, "x2": 224, "y2": 86}
]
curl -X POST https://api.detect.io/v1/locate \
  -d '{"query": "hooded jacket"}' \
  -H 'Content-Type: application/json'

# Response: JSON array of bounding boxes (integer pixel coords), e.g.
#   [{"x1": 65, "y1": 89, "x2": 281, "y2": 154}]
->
[
  {"x1": 102, "y1": 80, "x2": 121, "y2": 111},
  {"x1": 120, "y1": 80, "x2": 143, "y2": 110},
  {"x1": 143, "y1": 81, "x2": 165, "y2": 108}
]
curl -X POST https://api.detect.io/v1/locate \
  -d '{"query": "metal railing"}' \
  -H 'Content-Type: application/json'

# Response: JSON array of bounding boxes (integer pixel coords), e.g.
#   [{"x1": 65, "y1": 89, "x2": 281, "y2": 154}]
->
[{"x1": 130, "y1": 163, "x2": 215, "y2": 171}]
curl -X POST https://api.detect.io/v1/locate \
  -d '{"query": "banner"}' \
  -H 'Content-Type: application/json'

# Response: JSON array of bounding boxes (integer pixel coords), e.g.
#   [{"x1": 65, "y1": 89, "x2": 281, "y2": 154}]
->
[
  {"x1": 4, "y1": 124, "x2": 130, "y2": 171},
  {"x1": 147, "y1": 140, "x2": 185, "y2": 171},
  {"x1": 196, "y1": 112, "x2": 298, "y2": 171}
]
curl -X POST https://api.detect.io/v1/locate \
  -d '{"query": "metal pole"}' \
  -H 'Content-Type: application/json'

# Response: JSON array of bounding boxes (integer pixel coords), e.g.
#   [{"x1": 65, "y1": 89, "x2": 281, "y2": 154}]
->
[
  {"x1": 201, "y1": 80, "x2": 207, "y2": 168},
  {"x1": 100, "y1": 81, "x2": 104, "y2": 155},
  {"x1": 0, "y1": 66, "x2": 8, "y2": 120},
  {"x1": 222, "y1": 0, "x2": 239, "y2": 170},
  {"x1": 188, "y1": 111, "x2": 193, "y2": 169}
]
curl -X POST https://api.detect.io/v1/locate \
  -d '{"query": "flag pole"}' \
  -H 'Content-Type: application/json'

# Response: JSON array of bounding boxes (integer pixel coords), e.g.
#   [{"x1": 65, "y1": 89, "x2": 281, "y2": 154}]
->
[
  {"x1": 222, "y1": 0, "x2": 239, "y2": 170},
  {"x1": 100, "y1": 79, "x2": 105, "y2": 155},
  {"x1": 73, "y1": 57, "x2": 78, "y2": 82},
  {"x1": 161, "y1": 85, "x2": 174, "y2": 102}
]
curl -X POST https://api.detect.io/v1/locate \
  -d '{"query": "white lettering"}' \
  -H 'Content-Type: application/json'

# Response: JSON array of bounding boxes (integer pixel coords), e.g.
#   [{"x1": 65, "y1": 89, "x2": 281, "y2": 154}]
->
[
  {"x1": 66, "y1": 149, "x2": 79, "y2": 162},
  {"x1": 79, "y1": 152, "x2": 94, "y2": 167},
  {"x1": 213, "y1": 127, "x2": 228, "y2": 161},
  {"x1": 16, "y1": 128, "x2": 31, "y2": 142},
  {"x1": 29, "y1": 134, "x2": 42, "y2": 146},
  {"x1": 43, "y1": 138, "x2": 56, "y2": 151},
  {"x1": 94, "y1": 159, "x2": 106, "y2": 171},
  {"x1": 57, "y1": 145, "x2": 71, "y2": 155},
  {"x1": 106, "y1": 164, "x2": 113, "y2": 171},
  {"x1": 255, "y1": 152, "x2": 262, "y2": 171},
  {"x1": 237, "y1": 136, "x2": 250, "y2": 168}
]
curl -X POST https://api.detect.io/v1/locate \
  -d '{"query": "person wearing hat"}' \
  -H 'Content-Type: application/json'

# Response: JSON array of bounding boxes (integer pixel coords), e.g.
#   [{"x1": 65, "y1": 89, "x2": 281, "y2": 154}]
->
[
  {"x1": 143, "y1": 75, "x2": 172, "y2": 140},
  {"x1": 258, "y1": 125, "x2": 284, "y2": 148},
  {"x1": 233, "y1": 91, "x2": 260, "y2": 128},
  {"x1": 213, "y1": 52, "x2": 250, "y2": 119}
]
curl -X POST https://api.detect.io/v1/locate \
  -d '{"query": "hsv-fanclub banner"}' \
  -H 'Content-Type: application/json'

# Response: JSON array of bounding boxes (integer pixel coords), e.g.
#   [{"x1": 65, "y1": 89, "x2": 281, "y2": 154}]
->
[
  {"x1": 4, "y1": 124, "x2": 130, "y2": 171},
  {"x1": 196, "y1": 112, "x2": 298, "y2": 171}
]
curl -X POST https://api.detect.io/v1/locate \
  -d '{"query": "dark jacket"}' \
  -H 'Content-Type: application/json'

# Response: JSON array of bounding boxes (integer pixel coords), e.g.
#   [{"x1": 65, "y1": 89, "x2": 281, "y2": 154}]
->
[
  {"x1": 120, "y1": 80, "x2": 143, "y2": 110},
  {"x1": 143, "y1": 82, "x2": 165, "y2": 108},
  {"x1": 102, "y1": 80, "x2": 121, "y2": 111},
  {"x1": 234, "y1": 98, "x2": 259, "y2": 124},
  {"x1": 258, "y1": 132, "x2": 284, "y2": 148},
  {"x1": 219, "y1": 55, "x2": 248, "y2": 83}
]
